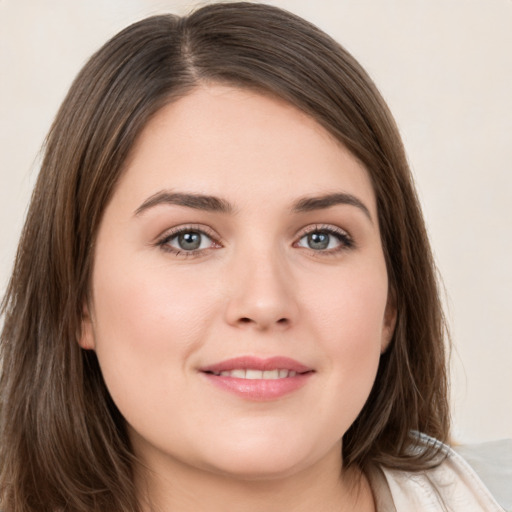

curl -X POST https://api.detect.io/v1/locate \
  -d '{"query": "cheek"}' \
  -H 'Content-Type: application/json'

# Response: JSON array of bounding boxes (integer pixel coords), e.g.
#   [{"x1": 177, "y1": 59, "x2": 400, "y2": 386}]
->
[
  {"x1": 301, "y1": 264, "x2": 388, "y2": 412},
  {"x1": 88, "y1": 255, "x2": 219, "y2": 417},
  {"x1": 305, "y1": 261, "x2": 389, "y2": 349},
  {"x1": 91, "y1": 256, "x2": 216, "y2": 352}
]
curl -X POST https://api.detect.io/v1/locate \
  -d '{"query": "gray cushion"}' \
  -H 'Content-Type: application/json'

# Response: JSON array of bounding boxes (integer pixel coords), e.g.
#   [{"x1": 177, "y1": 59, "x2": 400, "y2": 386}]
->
[{"x1": 455, "y1": 439, "x2": 512, "y2": 511}]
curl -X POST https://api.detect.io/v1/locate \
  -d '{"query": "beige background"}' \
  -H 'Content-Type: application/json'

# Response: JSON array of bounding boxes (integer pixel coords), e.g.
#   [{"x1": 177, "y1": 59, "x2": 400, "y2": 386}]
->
[{"x1": 1, "y1": 0, "x2": 511, "y2": 443}]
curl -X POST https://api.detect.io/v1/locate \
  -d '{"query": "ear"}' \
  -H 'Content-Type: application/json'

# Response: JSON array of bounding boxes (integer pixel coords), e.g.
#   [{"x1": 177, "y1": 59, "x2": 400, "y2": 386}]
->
[
  {"x1": 78, "y1": 302, "x2": 96, "y2": 350},
  {"x1": 381, "y1": 291, "x2": 397, "y2": 353}
]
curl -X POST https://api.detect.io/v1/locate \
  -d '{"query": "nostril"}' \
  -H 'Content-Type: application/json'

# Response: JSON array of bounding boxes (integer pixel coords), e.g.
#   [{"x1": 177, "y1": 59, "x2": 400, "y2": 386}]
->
[{"x1": 237, "y1": 317, "x2": 289, "y2": 326}]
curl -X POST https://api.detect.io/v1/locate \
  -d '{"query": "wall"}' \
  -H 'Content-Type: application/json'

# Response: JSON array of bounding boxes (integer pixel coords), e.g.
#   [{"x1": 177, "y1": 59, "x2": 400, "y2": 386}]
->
[{"x1": 1, "y1": 0, "x2": 511, "y2": 442}]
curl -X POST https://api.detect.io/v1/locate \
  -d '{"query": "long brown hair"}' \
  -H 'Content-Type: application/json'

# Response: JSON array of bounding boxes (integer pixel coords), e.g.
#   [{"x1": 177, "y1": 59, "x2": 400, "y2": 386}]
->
[{"x1": 0, "y1": 3, "x2": 449, "y2": 510}]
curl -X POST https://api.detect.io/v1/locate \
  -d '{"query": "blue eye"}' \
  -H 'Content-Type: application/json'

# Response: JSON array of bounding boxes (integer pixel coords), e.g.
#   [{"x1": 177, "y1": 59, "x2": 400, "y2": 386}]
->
[
  {"x1": 161, "y1": 229, "x2": 216, "y2": 253},
  {"x1": 297, "y1": 228, "x2": 352, "y2": 251}
]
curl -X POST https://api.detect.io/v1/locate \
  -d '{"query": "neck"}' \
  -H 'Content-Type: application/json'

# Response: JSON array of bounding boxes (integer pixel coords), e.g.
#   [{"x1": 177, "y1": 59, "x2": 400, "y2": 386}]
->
[{"x1": 135, "y1": 444, "x2": 375, "y2": 512}]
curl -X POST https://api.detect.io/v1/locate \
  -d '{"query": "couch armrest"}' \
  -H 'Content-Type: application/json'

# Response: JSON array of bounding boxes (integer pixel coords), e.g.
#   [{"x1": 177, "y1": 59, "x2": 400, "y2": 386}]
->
[{"x1": 455, "y1": 439, "x2": 512, "y2": 511}]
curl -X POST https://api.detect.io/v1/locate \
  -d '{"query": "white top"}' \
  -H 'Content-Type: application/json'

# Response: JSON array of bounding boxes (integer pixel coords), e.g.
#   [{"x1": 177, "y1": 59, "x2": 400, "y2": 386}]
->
[{"x1": 367, "y1": 436, "x2": 507, "y2": 511}]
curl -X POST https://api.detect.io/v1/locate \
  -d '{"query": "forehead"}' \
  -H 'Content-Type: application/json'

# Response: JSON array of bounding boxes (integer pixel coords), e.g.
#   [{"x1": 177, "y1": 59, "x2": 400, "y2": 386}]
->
[{"x1": 117, "y1": 84, "x2": 377, "y2": 214}]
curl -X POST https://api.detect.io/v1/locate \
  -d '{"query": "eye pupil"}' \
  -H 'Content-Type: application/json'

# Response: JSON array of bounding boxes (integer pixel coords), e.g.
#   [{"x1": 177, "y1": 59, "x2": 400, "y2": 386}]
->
[
  {"x1": 308, "y1": 232, "x2": 329, "y2": 250},
  {"x1": 178, "y1": 232, "x2": 202, "y2": 250}
]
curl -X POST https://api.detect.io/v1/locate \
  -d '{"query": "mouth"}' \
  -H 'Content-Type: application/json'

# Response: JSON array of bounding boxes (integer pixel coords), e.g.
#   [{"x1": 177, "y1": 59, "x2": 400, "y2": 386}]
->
[
  {"x1": 205, "y1": 368, "x2": 301, "y2": 379},
  {"x1": 199, "y1": 356, "x2": 314, "y2": 400}
]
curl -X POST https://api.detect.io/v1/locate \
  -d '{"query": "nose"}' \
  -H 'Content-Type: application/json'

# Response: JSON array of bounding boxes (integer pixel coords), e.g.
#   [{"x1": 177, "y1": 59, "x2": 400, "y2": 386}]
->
[{"x1": 224, "y1": 246, "x2": 299, "y2": 331}]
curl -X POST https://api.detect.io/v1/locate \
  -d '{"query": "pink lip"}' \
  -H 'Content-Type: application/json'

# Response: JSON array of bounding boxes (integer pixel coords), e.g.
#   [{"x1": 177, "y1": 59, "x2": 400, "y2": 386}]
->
[
  {"x1": 199, "y1": 356, "x2": 314, "y2": 401},
  {"x1": 200, "y1": 356, "x2": 312, "y2": 374}
]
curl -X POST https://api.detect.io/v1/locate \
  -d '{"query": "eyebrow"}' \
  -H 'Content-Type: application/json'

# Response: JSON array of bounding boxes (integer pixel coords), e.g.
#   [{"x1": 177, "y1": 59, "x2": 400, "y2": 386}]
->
[
  {"x1": 134, "y1": 190, "x2": 372, "y2": 222},
  {"x1": 292, "y1": 193, "x2": 373, "y2": 222},
  {"x1": 134, "y1": 191, "x2": 234, "y2": 216}
]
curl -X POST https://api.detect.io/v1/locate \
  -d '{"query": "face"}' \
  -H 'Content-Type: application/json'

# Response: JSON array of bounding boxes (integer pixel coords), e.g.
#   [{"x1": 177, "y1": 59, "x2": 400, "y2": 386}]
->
[{"x1": 81, "y1": 85, "x2": 395, "y2": 481}]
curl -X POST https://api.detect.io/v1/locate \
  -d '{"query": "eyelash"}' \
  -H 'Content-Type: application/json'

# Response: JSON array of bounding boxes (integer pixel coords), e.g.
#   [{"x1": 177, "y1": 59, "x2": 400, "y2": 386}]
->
[
  {"x1": 295, "y1": 224, "x2": 355, "y2": 255},
  {"x1": 156, "y1": 224, "x2": 354, "y2": 258},
  {"x1": 156, "y1": 225, "x2": 221, "y2": 258}
]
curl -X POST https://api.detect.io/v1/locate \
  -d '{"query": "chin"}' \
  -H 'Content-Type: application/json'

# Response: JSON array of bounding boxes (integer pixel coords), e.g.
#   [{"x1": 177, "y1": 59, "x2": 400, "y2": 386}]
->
[
  {"x1": 204, "y1": 453, "x2": 307, "y2": 482},
  {"x1": 196, "y1": 433, "x2": 333, "y2": 482}
]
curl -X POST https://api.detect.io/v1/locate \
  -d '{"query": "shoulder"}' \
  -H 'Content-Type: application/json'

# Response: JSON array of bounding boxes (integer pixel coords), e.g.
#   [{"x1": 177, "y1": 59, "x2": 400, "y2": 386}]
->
[{"x1": 372, "y1": 434, "x2": 510, "y2": 511}]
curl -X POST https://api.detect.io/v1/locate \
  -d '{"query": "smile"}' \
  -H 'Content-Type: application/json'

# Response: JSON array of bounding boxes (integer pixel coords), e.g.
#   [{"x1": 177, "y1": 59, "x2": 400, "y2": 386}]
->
[
  {"x1": 208, "y1": 369, "x2": 299, "y2": 379},
  {"x1": 200, "y1": 356, "x2": 314, "y2": 400}
]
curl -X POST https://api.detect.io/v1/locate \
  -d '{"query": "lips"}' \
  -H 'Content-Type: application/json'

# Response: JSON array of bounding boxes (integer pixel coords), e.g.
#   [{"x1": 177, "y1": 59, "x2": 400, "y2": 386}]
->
[
  {"x1": 200, "y1": 356, "x2": 311, "y2": 374},
  {"x1": 199, "y1": 356, "x2": 314, "y2": 400},
  {"x1": 210, "y1": 368, "x2": 298, "y2": 379}
]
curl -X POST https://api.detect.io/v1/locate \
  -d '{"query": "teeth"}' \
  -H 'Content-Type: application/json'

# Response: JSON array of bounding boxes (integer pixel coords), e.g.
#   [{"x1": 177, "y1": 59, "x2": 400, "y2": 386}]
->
[
  {"x1": 214, "y1": 369, "x2": 299, "y2": 379},
  {"x1": 245, "y1": 369, "x2": 263, "y2": 380}
]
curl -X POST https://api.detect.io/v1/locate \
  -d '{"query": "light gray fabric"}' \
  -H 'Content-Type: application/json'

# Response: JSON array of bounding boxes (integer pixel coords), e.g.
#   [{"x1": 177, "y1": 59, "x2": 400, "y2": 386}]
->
[
  {"x1": 455, "y1": 439, "x2": 512, "y2": 512},
  {"x1": 367, "y1": 435, "x2": 508, "y2": 511}
]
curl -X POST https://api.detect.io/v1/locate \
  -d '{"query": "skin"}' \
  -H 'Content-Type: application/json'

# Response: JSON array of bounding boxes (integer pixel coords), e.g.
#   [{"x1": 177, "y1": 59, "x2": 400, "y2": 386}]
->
[{"x1": 81, "y1": 85, "x2": 396, "y2": 512}]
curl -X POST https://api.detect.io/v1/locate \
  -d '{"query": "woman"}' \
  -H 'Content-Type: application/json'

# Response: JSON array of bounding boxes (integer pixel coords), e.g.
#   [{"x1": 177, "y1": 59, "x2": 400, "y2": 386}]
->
[{"x1": 0, "y1": 2, "x2": 504, "y2": 511}]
